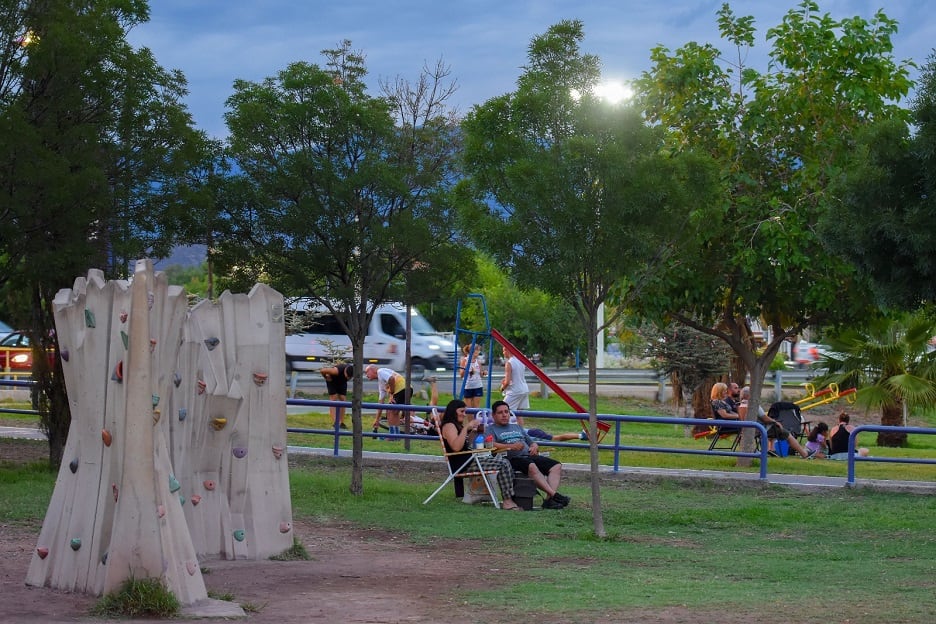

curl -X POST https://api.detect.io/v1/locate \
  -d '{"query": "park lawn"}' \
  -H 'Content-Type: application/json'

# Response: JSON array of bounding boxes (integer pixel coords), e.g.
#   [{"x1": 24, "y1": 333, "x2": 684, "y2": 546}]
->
[
  {"x1": 3, "y1": 456, "x2": 934, "y2": 623},
  {"x1": 293, "y1": 458, "x2": 935, "y2": 623}
]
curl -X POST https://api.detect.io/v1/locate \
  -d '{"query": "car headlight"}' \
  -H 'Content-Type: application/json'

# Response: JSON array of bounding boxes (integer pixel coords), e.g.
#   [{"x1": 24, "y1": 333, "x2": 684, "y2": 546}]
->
[{"x1": 428, "y1": 344, "x2": 440, "y2": 351}]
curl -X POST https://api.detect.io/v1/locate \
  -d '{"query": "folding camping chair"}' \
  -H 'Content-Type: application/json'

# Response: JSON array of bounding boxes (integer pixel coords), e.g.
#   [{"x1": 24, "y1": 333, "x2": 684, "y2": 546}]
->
[
  {"x1": 423, "y1": 409, "x2": 502, "y2": 508},
  {"x1": 768, "y1": 402, "x2": 807, "y2": 443}
]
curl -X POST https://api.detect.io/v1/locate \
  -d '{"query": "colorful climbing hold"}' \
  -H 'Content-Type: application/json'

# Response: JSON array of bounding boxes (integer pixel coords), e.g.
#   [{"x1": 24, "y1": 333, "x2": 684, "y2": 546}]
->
[
  {"x1": 272, "y1": 445, "x2": 284, "y2": 460},
  {"x1": 84, "y1": 309, "x2": 95, "y2": 328},
  {"x1": 173, "y1": 371, "x2": 182, "y2": 387},
  {"x1": 111, "y1": 360, "x2": 123, "y2": 383},
  {"x1": 70, "y1": 538, "x2": 81, "y2": 551},
  {"x1": 190, "y1": 494, "x2": 202, "y2": 506},
  {"x1": 101, "y1": 429, "x2": 112, "y2": 447},
  {"x1": 233, "y1": 529, "x2": 245, "y2": 542},
  {"x1": 69, "y1": 458, "x2": 78, "y2": 473},
  {"x1": 120, "y1": 331, "x2": 128, "y2": 350},
  {"x1": 197, "y1": 379, "x2": 206, "y2": 395},
  {"x1": 168, "y1": 475, "x2": 180, "y2": 493},
  {"x1": 203, "y1": 480, "x2": 215, "y2": 491},
  {"x1": 252, "y1": 372, "x2": 268, "y2": 386},
  {"x1": 204, "y1": 337, "x2": 220, "y2": 350},
  {"x1": 232, "y1": 447, "x2": 247, "y2": 459},
  {"x1": 279, "y1": 521, "x2": 292, "y2": 534},
  {"x1": 178, "y1": 407, "x2": 187, "y2": 422},
  {"x1": 36, "y1": 547, "x2": 49, "y2": 559},
  {"x1": 61, "y1": 348, "x2": 69, "y2": 362},
  {"x1": 210, "y1": 417, "x2": 227, "y2": 431}
]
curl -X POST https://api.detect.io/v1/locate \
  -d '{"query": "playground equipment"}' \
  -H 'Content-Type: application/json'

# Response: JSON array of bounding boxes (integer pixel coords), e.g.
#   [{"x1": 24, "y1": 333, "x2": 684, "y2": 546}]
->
[
  {"x1": 454, "y1": 294, "x2": 609, "y2": 443},
  {"x1": 26, "y1": 260, "x2": 293, "y2": 607},
  {"x1": 795, "y1": 382, "x2": 857, "y2": 412}
]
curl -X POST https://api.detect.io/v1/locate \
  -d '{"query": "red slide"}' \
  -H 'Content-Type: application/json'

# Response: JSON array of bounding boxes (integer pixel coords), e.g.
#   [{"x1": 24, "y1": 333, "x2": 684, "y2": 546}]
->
[{"x1": 490, "y1": 328, "x2": 609, "y2": 442}]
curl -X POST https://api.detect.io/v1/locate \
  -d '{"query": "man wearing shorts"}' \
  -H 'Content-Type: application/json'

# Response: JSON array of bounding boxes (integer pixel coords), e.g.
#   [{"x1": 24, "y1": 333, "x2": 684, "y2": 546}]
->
[
  {"x1": 488, "y1": 400, "x2": 569, "y2": 509},
  {"x1": 319, "y1": 363, "x2": 353, "y2": 429},
  {"x1": 365, "y1": 365, "x2": 409, "y2": 438}
]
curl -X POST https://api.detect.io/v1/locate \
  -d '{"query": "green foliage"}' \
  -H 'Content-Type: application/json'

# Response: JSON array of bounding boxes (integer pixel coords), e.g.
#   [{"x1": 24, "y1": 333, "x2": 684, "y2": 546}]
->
[
  {"x1": 823, "y1": 52, "x2": 936, "y2": 308},
  {"x1": 219, "y1": 41, "x2": 471, "y2": 494},
  {"x1": 819, "y1": 307, "x2": 936, "y2": 445},
  {"x1": 162, "y1": 262, "x2": 210, "y2": 299},
  {"x1": 91, "y1": 577, "x2": 180, "y2": 619},
  {"x1": 0, "y1": 0, "x2": 205, "y2": 468},
  {"x1": 456, "y1": 254, "x2": 584, "y2": 365},
  {"x1": 633, "y1": 2, "x2": 916, "y2": 416}
]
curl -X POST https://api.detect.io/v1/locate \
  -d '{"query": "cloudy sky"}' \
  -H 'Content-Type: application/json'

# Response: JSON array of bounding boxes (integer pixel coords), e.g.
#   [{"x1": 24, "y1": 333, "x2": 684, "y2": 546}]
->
[{"x1": 128, "y1": 1, "x2": 934, "y2": 139}]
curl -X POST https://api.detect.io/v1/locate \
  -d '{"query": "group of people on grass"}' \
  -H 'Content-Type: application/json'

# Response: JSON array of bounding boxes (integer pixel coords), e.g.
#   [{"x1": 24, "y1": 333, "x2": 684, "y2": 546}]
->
[
  {"x1": 710, "y1": 382, "x2": 865, "y2": 459},
  {"x1": 318, "y1": 343, "x2": 578, "y2": 510}
]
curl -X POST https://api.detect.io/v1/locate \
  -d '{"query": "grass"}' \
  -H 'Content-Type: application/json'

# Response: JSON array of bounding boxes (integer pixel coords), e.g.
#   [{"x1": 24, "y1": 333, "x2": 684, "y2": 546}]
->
[
  {"x1": 90, "y1": 577, "x2": 180, "y2": 618},
  {"x1": 3, "y1": 449, "x2": 935, "y2": 623},
  {"x1": 290, "y1": 458, "x2": 936, "y2": 623}
]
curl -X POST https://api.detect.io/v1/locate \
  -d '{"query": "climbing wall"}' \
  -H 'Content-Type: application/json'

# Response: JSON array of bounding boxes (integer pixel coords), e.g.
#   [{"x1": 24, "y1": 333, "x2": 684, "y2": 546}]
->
[
  {"x1": 170, "y1": 285, "x2": 293, "y2": 560},
  {"x1": 25, "y1": 261, "x2": 292, "y2": 602}
]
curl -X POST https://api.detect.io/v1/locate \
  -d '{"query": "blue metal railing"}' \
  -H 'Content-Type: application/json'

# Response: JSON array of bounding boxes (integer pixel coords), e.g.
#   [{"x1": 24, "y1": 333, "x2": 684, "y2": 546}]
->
[
  {"x1": 846, "y1": 425, "x2": 936, "y2": 485},
  {"x1": 284, "y1": 399, "x2": 770, "y2": 479}
]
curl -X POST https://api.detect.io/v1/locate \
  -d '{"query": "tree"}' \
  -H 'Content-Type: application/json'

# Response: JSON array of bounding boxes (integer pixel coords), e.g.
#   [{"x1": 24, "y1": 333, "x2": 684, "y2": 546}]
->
[
  {"x1": 633, "y1": 2, "x2": 915, "y2": 455},
  {"x1": 457, "y1": 254, "x2": 583, "y2": 367},
  {"x1": 819, "y1": 309, "x2": 936, "y2": 447},
  {"x1": 456, "y1": 20, "x2": 718, "y2": 537},
  {"x1": 219, "y1": 42, "x2": 472, "y2": 495},
  {"x1": 0, "y1": 0, "x2": 204, "y2": 467},
  {"x1": 821, "y1": 52, "x2": 936, "y2": 308},
  {"x1": 648, "y1": 321, "x2": 734, "y2": 421}
]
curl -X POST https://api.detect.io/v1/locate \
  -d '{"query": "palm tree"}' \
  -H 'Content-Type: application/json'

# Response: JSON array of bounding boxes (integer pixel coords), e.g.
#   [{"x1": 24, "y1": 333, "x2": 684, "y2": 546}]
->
[{"x1": 819, "y1": 309, "x2": 936, "y2": 447}]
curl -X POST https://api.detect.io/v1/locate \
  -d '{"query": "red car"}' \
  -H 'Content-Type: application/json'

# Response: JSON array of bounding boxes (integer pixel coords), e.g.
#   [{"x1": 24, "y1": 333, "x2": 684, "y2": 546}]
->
[{"x1": 0, "y1": 332, "x2": 53, "y2": 375}]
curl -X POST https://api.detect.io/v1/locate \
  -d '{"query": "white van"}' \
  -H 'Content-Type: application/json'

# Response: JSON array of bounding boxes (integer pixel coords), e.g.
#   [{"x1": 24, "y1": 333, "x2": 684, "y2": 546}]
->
[{"x1": 284, "y1": 301, "x2": 455, "y2": 373}]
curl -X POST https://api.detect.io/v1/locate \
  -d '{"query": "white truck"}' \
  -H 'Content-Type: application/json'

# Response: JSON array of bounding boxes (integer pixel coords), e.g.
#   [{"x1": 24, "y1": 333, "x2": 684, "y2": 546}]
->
[{"x1": 284, "y1": 301, "x2": 455, "y2": 373}]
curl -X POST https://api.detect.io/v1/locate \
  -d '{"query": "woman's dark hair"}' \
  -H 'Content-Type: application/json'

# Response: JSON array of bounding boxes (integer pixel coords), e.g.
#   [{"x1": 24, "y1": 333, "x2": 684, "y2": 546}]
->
[
  {"x1": 441, "y1": 399, "x2": 466, "y2": 428},
  {"x1": 837, "y1": 411, "x2": 850, "y2": 424},
  {"x1": 808, "y1": 421, "x2": 829, "y2": 442}
]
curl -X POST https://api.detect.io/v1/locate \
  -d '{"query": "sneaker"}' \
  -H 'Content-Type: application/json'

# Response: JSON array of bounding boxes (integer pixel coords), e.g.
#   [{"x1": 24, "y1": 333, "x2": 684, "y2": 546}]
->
[
  {"x1": 339, "y1": 423, "x2": 348, "y2": 429},
  {"x1": 767, "y1": 450, "x2": 779, "y2": 458},
  {"x1": 552, "y1": 492, "x2": 571, "y2": 506},
  {"x1": 542, "y1": 496, "x2": 565, "y2": 510}
]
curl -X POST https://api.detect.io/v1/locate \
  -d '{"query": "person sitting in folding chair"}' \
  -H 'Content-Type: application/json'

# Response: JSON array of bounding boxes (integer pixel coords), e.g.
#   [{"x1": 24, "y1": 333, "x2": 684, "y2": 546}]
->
[
  {"x1": 760, "y1": 402, "x2": 811, "y2": 459},
  {"x1": 439, "y1": 399, "x2": 521, "y2": 510},
  {"x1": 707, "y1": 382, "x2": 743, "y2": 450}
]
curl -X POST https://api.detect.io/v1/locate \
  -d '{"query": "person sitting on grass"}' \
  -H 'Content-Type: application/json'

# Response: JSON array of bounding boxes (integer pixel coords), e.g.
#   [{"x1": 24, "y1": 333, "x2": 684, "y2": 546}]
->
[
  {"x1": 488, "y1": 400, "x2": 569, "y2": 510},
  {"x1": 805, "y1": 421, "x2": 830, "y2": 458}
]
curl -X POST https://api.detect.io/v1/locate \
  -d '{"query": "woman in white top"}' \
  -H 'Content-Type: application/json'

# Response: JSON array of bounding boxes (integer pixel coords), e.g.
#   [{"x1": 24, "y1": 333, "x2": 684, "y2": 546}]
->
[
  {"x1": 460, "y1": 343, "x2": 485, "y2": 409},
  {"x1": 499, "y1": 346, "x2": 529, "y2": 424}
]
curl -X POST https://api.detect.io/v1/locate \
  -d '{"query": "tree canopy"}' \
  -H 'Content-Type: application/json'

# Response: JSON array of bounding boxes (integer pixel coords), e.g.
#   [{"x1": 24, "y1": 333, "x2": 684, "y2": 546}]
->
[
  {"x1": 456, "y1": 20, "x2": 719, "y2": 536},
  {"x1": 632, "y1": 1, "x2": 916, "y2": 436},
  {"x1": 219, "y1": 41, "x2": 471, "y2": 494}
]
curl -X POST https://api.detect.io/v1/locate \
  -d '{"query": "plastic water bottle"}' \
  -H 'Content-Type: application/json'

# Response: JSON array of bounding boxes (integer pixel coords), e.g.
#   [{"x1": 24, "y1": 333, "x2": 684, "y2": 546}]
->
[
  {"x1": 474, "y1": 433, "x2": 485, "y2": 450},
  {"x1": 484, "y1": 434, "x2": 494, "y2": 449}
]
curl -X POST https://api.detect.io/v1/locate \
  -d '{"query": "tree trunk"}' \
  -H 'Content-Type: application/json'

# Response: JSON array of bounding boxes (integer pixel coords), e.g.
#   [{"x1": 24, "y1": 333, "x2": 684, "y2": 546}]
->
[
  {"x1": 31, "y1": 285, "x2": 70, "y2": 470},
  {"x1": 691, "y1": 380, "x2": 714, "y2": 434},
  {"x1": 877, "y1": 401, "x2": 907, "y2": 447},
  {"x1": 350, "y1": 336, "x2": 365, "y2": 495},
  {"x1": 586, "y1": 307, "x2": 606, "y2": 538}
]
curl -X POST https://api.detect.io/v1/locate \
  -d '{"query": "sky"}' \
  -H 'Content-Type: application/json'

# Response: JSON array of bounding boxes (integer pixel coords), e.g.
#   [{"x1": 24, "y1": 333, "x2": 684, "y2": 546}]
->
[{"x1": 128, "y1": 1, "x2": 934, "y2": 140}]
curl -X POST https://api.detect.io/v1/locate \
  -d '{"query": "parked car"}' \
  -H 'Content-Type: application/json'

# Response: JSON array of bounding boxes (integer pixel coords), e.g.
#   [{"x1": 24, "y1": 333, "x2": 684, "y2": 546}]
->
[
  {"x1": 0, "y1": 320, "x2": 12, "y2": 341},
  {"x1": 0, "y1": 331, "x2": 33, "y2": 373},
  {"x1": 0, "y1": 331, "x2": 56, "y2": 375}
]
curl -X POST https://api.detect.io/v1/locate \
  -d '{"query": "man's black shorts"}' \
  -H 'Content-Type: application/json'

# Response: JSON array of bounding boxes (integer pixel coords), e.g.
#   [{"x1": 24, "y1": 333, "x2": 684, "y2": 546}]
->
[
  {"x1": 325, "y1": 377, "x2": 348, "y2": 396},
  {"x1": 508, "y1": 455, "x2": 560, "y2": 476}
]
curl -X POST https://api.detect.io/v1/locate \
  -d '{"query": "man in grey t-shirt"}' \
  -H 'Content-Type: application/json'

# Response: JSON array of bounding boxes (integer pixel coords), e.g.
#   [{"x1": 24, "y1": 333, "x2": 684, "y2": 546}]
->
[{"x1": 488, "y1": 400, "x2": 569, "y2": 509}]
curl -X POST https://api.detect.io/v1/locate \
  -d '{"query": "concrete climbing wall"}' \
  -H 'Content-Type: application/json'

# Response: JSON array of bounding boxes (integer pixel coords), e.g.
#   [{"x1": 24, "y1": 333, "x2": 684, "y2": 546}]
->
[
  {"x1": 25, "y1": 261, "x2": 292, "y2": 603},
  {"x1": 169, "y1": 285, "x2": 293, "y2": 560}
]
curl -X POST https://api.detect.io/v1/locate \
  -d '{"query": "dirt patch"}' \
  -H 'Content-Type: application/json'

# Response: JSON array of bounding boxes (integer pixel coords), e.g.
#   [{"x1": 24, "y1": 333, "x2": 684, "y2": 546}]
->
[{"x1": 0, "y1": 518, "x2": 517, "y2": 624}]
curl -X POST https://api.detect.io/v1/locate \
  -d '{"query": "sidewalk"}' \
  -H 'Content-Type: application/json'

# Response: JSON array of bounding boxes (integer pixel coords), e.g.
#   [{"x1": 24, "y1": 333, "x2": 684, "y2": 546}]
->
[{"x1": 5, "y1": 426, "x2": 934, "y2": 494}]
